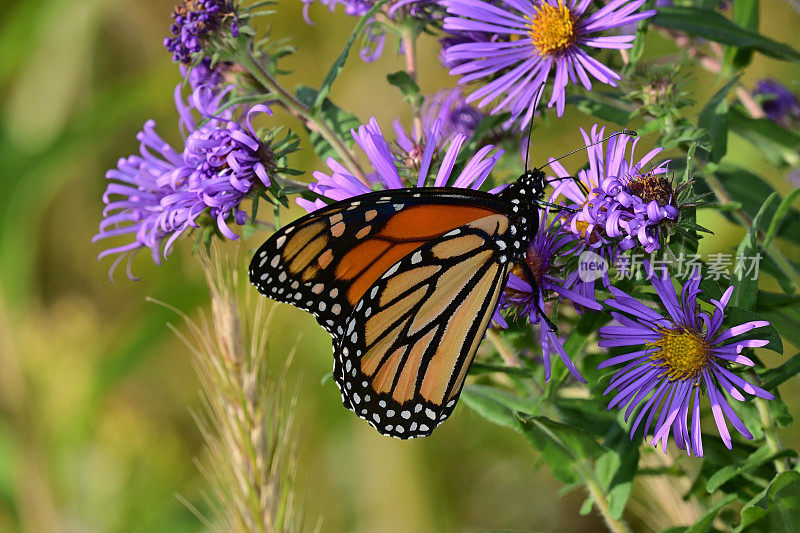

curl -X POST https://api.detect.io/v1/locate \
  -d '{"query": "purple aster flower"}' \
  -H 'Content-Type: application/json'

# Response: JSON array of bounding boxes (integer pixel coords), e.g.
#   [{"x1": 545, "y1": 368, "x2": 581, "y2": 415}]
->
[
  {"x1": 164, "y1": 0, "x2": 238, "y2": 64},
  {"x1": 389, "y1": 88, "x2": 484, "y2": 164},
  {"x1": 296, "y1": 116, "x2": 504, "y2": 212},
  {"x1": 500, "y1": 211, "x2": 603, "y2": 382},
  {"x1": 421, "y1": 88, "x2": 484, "y2": 140},
  {"x1": 598, "y1": 262, "x2": 774, "y2": 457},
  {"x1": 753, "y1": 79, "x2": 800, "y2": 127},
  {"x1": 94, "y1": 86, "x2": 273, "y2": 279},
  {"x1": 548, "y1": 125, "x2": 674, "y2": 254},
  {"x1": 442, "y1": 0, "x2": 656, "y2": 128}
]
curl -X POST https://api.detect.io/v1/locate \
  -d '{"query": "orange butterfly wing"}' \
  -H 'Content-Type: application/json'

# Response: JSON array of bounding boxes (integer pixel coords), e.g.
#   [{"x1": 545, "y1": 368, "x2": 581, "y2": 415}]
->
[{"x1": 249, "y1": 189, "x2": 515, "y2": 437}]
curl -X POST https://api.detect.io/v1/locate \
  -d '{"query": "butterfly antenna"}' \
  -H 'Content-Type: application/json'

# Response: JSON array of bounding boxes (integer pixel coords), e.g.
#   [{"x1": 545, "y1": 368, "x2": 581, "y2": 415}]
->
[
  {"x1": 525, "y1": 85, "x2": 544, "y2": 169},
  {"x1": 523, "y1": 114, "x2": 536, "y2": 172},
  {"x1": 538, "y1": 130, "x2": 637, "y2": 194},
  {"x1": 536, "y1": 130, "x2": 636, "y2": 171}
]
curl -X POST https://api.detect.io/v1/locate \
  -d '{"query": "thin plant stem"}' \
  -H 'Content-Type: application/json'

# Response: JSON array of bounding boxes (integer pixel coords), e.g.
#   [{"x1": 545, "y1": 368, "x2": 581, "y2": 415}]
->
[
  {"x1": 756, "y1": 397, "x2": 789, "y2": 473},
  {"x1": 487, "y1": 329, "x2": 522, "y2": 367},
  {"x1": 400, "y1": 24, "x2": 423, "y2": 138},
  {"x1": 237, "y1": 50, "x2": 368, "y2": 185},
  {"x1": 579, "y1": 464, "x2": 635, "y2": 533}
]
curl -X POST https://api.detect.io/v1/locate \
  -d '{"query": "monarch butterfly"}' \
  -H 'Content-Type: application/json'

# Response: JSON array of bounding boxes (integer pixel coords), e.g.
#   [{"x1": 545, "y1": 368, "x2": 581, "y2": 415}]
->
[{"x1": 249, "y1": 132, "x2": 632, "y2": 439}]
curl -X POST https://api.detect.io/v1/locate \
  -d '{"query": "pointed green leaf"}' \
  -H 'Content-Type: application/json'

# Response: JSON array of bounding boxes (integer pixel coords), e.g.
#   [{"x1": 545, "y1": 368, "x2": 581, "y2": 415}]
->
[
  {"x1": 461, "y1": 385, "x2": 533, "y2": 432},
  {"x1": 313, "y1": 0, "x2": 391, "y2": 110},
  {"x1": 296, "y1": 85, "x2": 360, "y2": 161},
  {"x1": 707, "y1": 445, "x2": 797, "y2": 492},
  {"x1": 387, "y1": 71, "x2": 421, "y2": 108},
  {"x1": 760, "y1": 352, "x2": 800, "y2": 391},
  {"x1": 732, "y1": 192, "x2": 778, "y2": 310},
  {"x1": 698, "y1": 76, "x2": 739, "y2": 163},
  {"x1": 737, "y1": 471, "x2": 800, "y2": 531},
  {"x1": 685, "y1": 493, "x2": 737, "y2": 533},
  {"x1": 763, "y1": 188, "x2": 800, "y2": 249},
  {"x1": 653, "y1": 7, "x2": 800, "y2": 63}
]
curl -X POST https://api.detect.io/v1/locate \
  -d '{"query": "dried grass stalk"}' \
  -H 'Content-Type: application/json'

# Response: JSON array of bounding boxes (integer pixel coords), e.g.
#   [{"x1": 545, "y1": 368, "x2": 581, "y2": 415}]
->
[{"x1": 157, "y1": 248, "x2": 307, "y2": 532}]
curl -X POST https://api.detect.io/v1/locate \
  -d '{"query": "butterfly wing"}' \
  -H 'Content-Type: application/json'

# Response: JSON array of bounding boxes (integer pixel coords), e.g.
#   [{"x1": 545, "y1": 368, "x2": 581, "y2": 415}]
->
[
  {"x1": 336, "y1": 214, "x2": 512, "y2": 439},
  {"x1": 249, "y1": 188, "x2": 509, "y2": 338}
]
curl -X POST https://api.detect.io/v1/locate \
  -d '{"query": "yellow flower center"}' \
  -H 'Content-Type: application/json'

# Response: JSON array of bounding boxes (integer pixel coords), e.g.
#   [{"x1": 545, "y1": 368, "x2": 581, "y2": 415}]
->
[
  {"x1": 649, "y1": 327, "x2": 710, "y2": 381},
  {"x1": 529, "y1": 1, "x2": 578, "y2": 56}
]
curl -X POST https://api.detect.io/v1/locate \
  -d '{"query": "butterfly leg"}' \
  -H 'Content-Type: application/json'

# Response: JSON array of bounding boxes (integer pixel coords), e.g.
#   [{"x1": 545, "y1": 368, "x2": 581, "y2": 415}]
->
[
  {"x1": 520, "y1": 261, "x2": 558, "y2": 333},
  {"x1": 536, "y1": 200, "x2": 578, "y2": 213}
]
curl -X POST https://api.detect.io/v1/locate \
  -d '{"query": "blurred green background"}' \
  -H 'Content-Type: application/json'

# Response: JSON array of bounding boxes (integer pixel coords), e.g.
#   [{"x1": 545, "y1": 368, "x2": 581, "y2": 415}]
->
[{"x1": 0, "y1": 0, "x2": 798, "y2": 531}]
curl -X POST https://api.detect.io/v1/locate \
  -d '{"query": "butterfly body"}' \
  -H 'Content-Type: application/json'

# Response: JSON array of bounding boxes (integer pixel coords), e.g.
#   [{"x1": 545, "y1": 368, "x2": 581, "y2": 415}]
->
[{"x1": 250, "y1": 169, "x2": 548, "y2": 438}]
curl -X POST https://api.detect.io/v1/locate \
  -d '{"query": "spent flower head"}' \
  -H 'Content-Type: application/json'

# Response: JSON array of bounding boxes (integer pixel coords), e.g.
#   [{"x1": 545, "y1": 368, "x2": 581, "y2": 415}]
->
[
  {"x1": 94, "y1": 85, "x2": 274, "y2": 279},
  {"x1": 442, "y1": 0, "x2": 656, "y2": 129},
  {"x1": 598, "y1": 262, "x2": 774, "y2": 457}
]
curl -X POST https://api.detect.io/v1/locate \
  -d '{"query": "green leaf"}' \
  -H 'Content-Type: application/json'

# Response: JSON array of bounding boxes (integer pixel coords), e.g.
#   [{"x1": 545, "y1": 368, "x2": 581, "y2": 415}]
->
[
  {"x1": 737, "y1": 471, "x2": 800, "y2": 531},
  {"x1": 707, "y1": 445, "x2": 797, "y2": 493},
  {"x1": 757, "y1": 294, "x2": 800, "y2": 351},
  {"x1": 685, "y1": 493, "x2": 737, "y2": 533},
  {"x1": 386, "y1": 71, "x2": 421, "y2": 107},
  {"x1": 696, "y1": 164, "x2": 800, "y2": 244},
  {"x1": 698, "y1": 76, "x2": 739, "y2": 163},
  {"x1": 763, "y1": 188, "x2": 800, "y2": 249},
  {"x1": 760, "y1": 352, "x2": 800, "y2": 391},
  {"x1": 653, "y1": 7, "x2": 800, "y2": 63},
  {"x1": 460, "y1": 385, "x2": 533, "y2": 432},
  {"x1": 295, "y1": 85, "x2": 360, "y2": 161},
  {"x1": 729, "y1": 107, "x2": 800, "y2": 167},
  {"x1": 519, "y1": 416, "x2": 605, "y2": 484},
  {"x1": 566, "y1": 94, "x2": 631, "y2": 126},
  {"x1": 313, "y1": 0, "x2": 391, "y2": 110},
  {"x1": 597, "y1": 425, "x2": 639, "y2": 519},
  {"x1": 723, "y1": 0, "x2": 759, "y2": 70},
  {"x1": 732, "y1": 192, "x2": 778, "y2": 310}
]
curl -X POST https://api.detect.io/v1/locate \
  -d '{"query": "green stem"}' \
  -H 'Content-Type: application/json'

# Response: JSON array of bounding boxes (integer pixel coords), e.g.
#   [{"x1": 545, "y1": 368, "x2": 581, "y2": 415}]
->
[
  {"x1": 237, "y1": 50, "x2": 367, "y2": 185},
  {"x1": 580, "y1": 465, "x2": 634, "y2": 533},
  {"x1": 756, "y1": 397, "x2": 788, "y2": 473},
  {"x1": 400, "y1": 24, "x2": 423, "y2": 137}
]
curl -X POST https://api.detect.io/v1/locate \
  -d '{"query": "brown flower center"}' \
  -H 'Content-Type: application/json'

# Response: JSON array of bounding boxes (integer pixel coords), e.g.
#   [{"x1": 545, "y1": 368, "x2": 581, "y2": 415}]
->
[{"x1": 627, "y1": 172, "x2": 674, "y2": 206}]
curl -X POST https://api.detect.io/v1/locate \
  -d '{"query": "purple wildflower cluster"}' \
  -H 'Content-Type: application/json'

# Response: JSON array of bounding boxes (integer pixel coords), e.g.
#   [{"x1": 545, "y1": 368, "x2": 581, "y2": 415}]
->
[
  {"x1": 94, "y1": 86, "x2": 272, "y2": 278},
  {"x1": 549, "y1": 125, "x2": 677, "y2": 254},
  {"x1": 164, "y1": 0, "x2": 238, "y2": 63},
  {"x1": 599, "y1": 262, "x2": 773, "y2": 456}
]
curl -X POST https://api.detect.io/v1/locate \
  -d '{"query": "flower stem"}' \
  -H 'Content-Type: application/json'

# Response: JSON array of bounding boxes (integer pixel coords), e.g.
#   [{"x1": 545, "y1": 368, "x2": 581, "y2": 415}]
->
[
  {"x1": 756, "y1": 396, "x2": 789, "y2": 473},
  {"x1": 580, "y1": 465, "x2": 634, "y2": 533},
  {"x1": 237, "y1": 50, "x2": 367, "y2": 185},
  {"x1": 400, "y1": 24, "x2": 423, "y2": 137}
]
